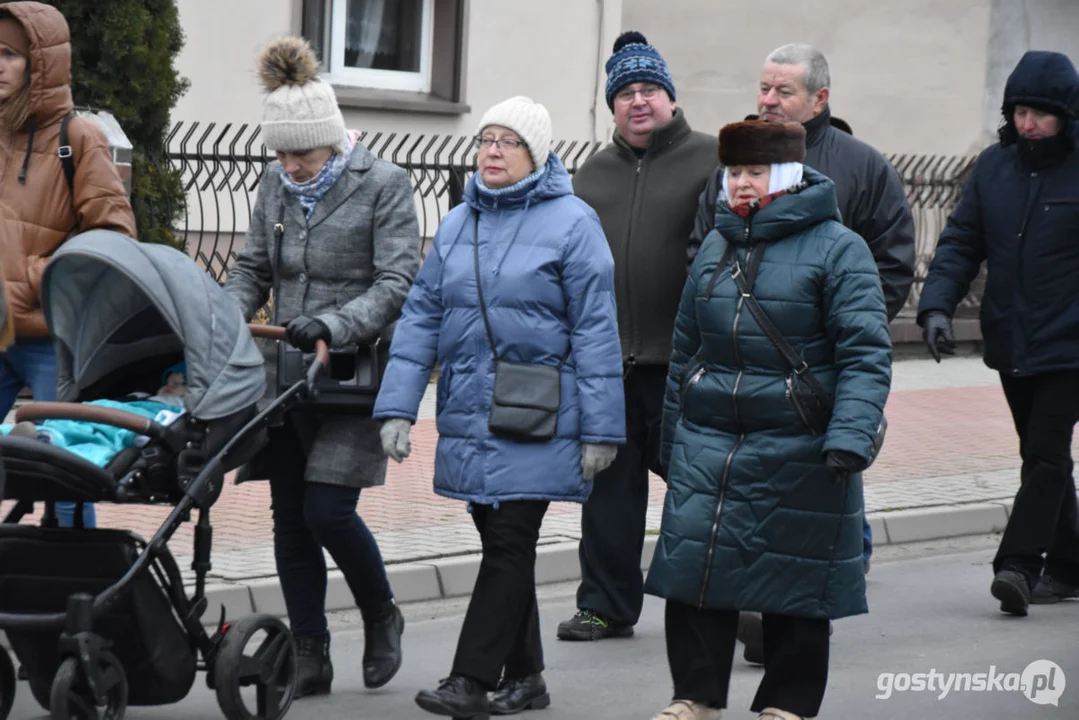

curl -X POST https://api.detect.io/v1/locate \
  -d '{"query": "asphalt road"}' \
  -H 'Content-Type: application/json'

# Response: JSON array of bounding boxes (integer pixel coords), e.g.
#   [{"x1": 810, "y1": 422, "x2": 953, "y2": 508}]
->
[{"x1": 7, "y1": 534, "x2": 1079, "y2": 719}]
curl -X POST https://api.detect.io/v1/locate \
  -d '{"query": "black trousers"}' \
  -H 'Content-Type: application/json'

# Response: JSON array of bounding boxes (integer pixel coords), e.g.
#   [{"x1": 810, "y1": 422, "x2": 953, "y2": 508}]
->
[
  {"x1": 665, "y1": 600, "x2": 830, "y2": 717},
  {"x1": 452, "y1": 500, "x2": 549, "y2": 688},
  {"x1": 577, "y1": 363, "x2": 667, "y2": 625},
  {"x1": 994, "y1": 370, "x2": 1079, "y2": 587}
]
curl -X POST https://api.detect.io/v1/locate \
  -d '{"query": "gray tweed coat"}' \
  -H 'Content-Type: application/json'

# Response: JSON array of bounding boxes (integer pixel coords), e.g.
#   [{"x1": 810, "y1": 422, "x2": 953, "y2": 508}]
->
[{"x1": 225, "y1": 143, "x2": 421, "y2": 488}]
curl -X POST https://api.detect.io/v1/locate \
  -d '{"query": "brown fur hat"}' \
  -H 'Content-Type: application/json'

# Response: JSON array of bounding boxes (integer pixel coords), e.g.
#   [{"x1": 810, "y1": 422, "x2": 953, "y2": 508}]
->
[{"x1": 718, "y1": 121, "x2": 807, "y2": 166}]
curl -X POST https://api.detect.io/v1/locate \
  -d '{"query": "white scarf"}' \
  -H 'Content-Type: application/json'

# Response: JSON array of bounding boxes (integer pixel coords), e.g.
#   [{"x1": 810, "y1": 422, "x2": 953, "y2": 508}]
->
[{"x1": 722, "y1": 162, "x2": 805, "y2": 205}]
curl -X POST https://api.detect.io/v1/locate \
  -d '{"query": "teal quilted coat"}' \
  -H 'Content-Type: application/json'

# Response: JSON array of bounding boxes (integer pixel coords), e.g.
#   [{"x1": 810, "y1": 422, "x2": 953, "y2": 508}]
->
[{"x1": 644, "y1": 167, "x2": 892, "y2": 619}]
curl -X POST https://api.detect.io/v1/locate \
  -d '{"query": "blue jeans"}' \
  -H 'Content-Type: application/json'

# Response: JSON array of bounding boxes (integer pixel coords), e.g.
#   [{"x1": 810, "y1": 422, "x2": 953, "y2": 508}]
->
[
  {"x1": 267, "y1": 420, "x2": 393, "y2": 639},
  {"x1": 0, "y1": 338, "x2": 96, "y2": 528}
]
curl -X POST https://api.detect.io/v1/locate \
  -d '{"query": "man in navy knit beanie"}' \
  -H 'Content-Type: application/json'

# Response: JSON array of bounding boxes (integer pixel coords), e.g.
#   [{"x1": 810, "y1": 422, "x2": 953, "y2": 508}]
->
[
  {"x1": 604, "y1": 31, "x2": 677, "y2": 110},
  {"x1": 560, "y1": 31, "x2": 718, "y2": 643}
]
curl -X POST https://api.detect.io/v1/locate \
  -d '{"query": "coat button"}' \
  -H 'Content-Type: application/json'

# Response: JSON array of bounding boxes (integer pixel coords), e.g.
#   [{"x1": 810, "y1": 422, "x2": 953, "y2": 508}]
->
[
  {"x1": 299, "y1": 230, "x2": 307, "y2": 240},
  {"x1": 298, "y1": 272, "x2": 308, "y2": 284}
]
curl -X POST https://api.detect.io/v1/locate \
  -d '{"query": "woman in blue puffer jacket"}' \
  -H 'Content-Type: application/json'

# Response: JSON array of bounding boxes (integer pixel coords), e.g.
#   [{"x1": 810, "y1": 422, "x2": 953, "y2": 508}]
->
[
  {"x1": 646, "y1": 121, "x2": 891, "y2": 720},
  {"x1": 372, "y1": 96, "x2": 625, "y2": 718}
]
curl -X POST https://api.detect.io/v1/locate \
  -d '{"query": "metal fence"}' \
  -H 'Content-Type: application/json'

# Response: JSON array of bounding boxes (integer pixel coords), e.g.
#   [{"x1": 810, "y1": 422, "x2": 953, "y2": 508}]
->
[{"x1": 159, "y1": 121, "x2": 976, "y2": 312}]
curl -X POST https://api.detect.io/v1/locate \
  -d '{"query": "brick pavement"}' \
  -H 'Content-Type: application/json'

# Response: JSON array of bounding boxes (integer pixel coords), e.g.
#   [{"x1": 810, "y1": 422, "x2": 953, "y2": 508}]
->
[{"x1": 3, "y1": 357, "x2": 1074, "y2": 585}]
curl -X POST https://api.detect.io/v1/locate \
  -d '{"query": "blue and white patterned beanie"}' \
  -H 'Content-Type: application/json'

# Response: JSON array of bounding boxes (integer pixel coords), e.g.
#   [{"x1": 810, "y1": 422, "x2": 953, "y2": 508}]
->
[{"x1": 604, "y1": 31, "x2": 676, "y2": 110}]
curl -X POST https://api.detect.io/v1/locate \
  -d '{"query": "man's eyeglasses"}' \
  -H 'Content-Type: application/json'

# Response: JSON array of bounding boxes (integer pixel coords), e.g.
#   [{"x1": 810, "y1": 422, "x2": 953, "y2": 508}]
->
[
  {"x1": 614, "y1": 85, "x2": 662, "y2": 104},
  {"x1": 474, "y1": 135, "x2": 527, "y2": 151}
]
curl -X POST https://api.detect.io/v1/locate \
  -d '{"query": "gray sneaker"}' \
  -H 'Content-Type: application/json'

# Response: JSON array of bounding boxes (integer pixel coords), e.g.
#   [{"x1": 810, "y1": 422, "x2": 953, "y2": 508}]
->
[{"x1": 1031, "y1": 575, "x2": 1079, "y2": 604}]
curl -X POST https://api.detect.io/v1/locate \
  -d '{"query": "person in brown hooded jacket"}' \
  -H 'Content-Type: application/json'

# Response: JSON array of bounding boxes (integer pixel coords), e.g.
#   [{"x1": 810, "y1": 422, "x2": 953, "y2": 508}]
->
[{"x1": 0, "y1": 1, "x2": 137, "y2": 528}]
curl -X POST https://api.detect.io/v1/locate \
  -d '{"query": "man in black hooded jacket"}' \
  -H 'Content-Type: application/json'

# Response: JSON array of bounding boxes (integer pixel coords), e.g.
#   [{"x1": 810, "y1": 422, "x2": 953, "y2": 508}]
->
[{"x1": 918, "y1": 50, "x2": 1079, "y2": 617}]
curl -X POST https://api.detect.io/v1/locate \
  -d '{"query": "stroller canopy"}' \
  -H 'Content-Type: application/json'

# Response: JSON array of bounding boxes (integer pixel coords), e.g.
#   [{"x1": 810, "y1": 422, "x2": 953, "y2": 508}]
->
[{"x1": 41, "y1": 230, "x2": 266, "y2": 420}]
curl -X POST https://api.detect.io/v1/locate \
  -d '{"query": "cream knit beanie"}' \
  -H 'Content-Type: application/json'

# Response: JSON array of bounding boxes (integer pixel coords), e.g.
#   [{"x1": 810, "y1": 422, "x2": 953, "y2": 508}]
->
[
  {"x1": 477, "y1": 96, "x2": 552, "y2": 170},
  {"x1": 258, "y1": 36, "x2": 347, "y2": 154}
]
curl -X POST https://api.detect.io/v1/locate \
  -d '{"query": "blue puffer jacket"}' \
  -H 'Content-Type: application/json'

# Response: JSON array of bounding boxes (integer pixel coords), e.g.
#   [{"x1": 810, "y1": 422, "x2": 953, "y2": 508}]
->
[
  {"x1": 644, "y1": 167, "x2": 892, "y2": 619},
  {"x1": 372, "y1": 154, "x2": 626, "y2": 505}
]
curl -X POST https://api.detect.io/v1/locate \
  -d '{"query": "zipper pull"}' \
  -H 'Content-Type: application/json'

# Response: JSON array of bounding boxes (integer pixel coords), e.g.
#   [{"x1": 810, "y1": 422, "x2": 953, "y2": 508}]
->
[{"x1": 636, "y1": 159, "x2": 642, "y2": 175}]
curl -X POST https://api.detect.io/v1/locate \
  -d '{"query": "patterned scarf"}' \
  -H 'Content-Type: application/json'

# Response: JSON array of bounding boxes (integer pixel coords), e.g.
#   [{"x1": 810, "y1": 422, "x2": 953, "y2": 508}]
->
[{"x1": 278, "y1": 129, "x2": 361, "y2": 219}]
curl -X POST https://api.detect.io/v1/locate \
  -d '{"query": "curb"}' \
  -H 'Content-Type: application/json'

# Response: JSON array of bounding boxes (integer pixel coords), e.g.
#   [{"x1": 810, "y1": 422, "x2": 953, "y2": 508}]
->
[
  {"x1": 0, "y1": 498, "x2": 1017, "y2": 652},
  {"x1": 206, "y1": 498, "x2": 1016, "y2": 618}
]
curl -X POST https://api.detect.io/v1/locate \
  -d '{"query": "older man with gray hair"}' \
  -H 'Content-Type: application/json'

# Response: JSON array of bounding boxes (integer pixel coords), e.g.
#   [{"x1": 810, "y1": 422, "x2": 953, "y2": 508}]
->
[{"x1": 689, "y1": 42, "x2": 916, "y2": 667}]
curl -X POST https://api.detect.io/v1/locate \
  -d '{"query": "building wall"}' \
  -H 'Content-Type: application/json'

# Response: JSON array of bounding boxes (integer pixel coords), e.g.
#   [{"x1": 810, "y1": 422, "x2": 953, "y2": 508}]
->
[
  {"x1": 173, "y1": 0, "x2": 624, "y2": 143},
  {"x1": 982, "y1": 0, "x2": 1079, "y2": 146},
  {"x1": 622, "y1": 0, "x2": 992, "y2": 155}
]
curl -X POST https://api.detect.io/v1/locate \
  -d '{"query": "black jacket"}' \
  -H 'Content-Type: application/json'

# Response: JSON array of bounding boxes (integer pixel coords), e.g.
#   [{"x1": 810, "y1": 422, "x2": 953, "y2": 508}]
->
[
  {"x1": 918, "y1": 51, "x2": 1079, "y2": 377},
  {"x1": 573, "y1": 110, "x2": 718, "y2": 364},
  {"x1": 688, "y1": 108, "x2": 916, "y2": 321}
]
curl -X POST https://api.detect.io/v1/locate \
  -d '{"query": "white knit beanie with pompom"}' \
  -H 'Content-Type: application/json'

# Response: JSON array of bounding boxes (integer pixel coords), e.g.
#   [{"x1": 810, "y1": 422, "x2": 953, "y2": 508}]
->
[
  {"x1": 477, "y1": 96, "x2": 553, "y2": 170},
  {"x1": 258, "y1": 36, "x2": 347, "y2": 154}
]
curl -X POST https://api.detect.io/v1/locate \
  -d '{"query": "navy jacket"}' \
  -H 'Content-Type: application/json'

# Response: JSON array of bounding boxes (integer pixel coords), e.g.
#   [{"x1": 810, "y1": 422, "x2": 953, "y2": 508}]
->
[{"x1": 919, "y1": 51, "x2": 1079, "y2": 376}]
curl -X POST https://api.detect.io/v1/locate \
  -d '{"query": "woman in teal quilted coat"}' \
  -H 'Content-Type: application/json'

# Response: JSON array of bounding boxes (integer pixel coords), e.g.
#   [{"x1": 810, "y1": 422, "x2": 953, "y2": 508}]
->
[{"x1": 646, "y1": 121, "x2": 892, "y2": 720}]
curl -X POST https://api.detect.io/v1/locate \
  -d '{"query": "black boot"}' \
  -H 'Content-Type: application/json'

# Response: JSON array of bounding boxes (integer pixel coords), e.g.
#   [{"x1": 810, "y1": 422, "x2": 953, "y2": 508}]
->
[
  {"x1": 294, "y1": 635, "x2": 333, "y2": 698},
  {"x1": 363, "y1": 600, "x2": 405, "y2": 688},
  {"x1": 737, "y1": 612, "x2": 764, "y2": 665},
  {"x1": 489, "y1": 674, "x2": 550, "y2": 715},
  {"x1": 415, "y1": 674, "x2": 490, "y2": 718},
  {"x1": 991, "y1": 569, "x2": 1032, "y2": 616}
]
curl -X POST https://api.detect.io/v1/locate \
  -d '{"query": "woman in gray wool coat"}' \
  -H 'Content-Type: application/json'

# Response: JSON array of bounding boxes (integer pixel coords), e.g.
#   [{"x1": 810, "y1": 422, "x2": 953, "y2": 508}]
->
[{"x1": 224, "y1": 37, "x2": 422, "y2": 699}]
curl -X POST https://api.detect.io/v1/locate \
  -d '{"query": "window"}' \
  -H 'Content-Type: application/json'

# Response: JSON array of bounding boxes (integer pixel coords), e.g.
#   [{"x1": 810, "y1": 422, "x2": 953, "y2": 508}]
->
[{"x1": 302, "y1": 0, "x2": 443, "y2": 94}]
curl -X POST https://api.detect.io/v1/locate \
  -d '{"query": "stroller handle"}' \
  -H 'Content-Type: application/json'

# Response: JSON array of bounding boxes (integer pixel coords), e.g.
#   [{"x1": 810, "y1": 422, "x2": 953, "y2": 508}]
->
[
  {"x1": 15, "y1": 402, "x2": 166, "y2": 439},
  {"x1": 247, "y1": 323, "x2": 329, "y2": 388}
]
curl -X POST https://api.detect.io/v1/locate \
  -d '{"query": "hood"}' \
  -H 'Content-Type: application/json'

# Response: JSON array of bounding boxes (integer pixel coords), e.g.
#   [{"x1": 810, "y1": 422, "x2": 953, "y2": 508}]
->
[
  {"x1": 0, "y1": 2, "x2": 73, "y2": 127},
  {"x1": 1002, "y1": 51, "x2": 1079, "y2": 121},
  {"x1": 463, "y1": 151, "x2": 573, "y2": 211},
  {"x1": 713, "y1": 165, "x2": 841, "y2": 246}
]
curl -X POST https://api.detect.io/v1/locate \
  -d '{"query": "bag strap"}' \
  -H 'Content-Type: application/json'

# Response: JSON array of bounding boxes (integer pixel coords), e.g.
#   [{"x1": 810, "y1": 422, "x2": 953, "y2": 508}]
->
[
  {"x1": 727, "y1": 247, "x2": 835, "y2": 411},
  {"x1": 272, "y1": 202, "x2": 286, "y2": 325},
  {"x1": 59, "y1": 111, "x2": 76, "y2": 199},
  {"x1": 472, "y1": 212, "x2": 570, "y2": 368}
]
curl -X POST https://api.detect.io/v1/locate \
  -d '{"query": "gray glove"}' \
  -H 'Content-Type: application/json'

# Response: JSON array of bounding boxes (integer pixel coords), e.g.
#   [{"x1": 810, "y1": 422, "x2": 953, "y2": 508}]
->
[
  {"x1": 379, "y1": 418, "x2": 412, "y2": 463},
  {"x1": 581, "y1": 443, "x2": 619, "y2": 480}
]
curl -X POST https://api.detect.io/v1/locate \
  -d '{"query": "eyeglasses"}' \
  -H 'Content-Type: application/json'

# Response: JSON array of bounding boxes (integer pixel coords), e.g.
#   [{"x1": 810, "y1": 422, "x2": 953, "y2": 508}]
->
[
  {"x1": 474, "y1": 135, "x2": 527, "y2": 151},
  {"x1": 614, "y1": 84, "x2": 662, "y2": 104}
]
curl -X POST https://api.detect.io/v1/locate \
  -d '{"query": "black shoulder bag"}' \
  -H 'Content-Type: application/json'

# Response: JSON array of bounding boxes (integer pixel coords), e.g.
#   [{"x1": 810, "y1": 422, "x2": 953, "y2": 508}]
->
[
  {"x1": 719, "y1": 245, "x2": 887, "y2": 466},
  {"x1": 272, "y1": 202, "x2": 384, "y2": 414},
  {"x1": 473, "y1": 212, "x2": 569, "y2": 441}
]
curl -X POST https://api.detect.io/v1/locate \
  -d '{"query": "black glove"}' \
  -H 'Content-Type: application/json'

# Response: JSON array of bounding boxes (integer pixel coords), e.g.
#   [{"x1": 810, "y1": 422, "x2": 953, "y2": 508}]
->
[
  {"x1": 285, "y1": 315, "x2": 331, "y2": 353},
  {"x1": 824, "y1": 449, "x2": 867, "y2": 482},
  {"x1": 921, "y1": 311, "x2": 955, "y2": 363}
]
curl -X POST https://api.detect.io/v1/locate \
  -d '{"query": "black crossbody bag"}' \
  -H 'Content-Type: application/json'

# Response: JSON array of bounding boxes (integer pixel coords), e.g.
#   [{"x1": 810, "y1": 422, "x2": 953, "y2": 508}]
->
[
  {"x1": 472, "y1": 213, "x2": 569, "y2": 441},
  {"x1": 707, "y1": 243, "x2": 887, "y2": 465},
  {"x1": 271, "y1": 203, "x2": 384, "y2": 414}
]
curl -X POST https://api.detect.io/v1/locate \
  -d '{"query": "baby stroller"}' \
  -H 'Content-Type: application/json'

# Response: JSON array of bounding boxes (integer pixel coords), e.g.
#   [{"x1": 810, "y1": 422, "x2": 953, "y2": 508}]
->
[{"x1": 0, "y1": 231, "x2": 329, "y2": 720}]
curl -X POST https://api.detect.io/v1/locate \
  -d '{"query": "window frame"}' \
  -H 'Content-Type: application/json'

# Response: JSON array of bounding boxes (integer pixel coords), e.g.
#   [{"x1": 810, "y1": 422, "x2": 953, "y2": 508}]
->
[{"x1": 296, "y1": 0, "x2": 468, "y2": 112}]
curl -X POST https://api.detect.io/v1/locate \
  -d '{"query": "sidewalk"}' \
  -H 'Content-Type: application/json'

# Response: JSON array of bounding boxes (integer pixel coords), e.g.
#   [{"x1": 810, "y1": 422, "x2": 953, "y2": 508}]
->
[{"x1": 3, "y1": 356, "x2": 1074, "y2": 620}]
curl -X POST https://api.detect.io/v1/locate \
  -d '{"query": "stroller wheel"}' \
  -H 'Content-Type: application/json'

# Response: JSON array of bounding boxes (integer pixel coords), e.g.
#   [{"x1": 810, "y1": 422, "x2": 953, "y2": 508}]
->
[
  {"x1": 0, "y1": 646, "x2": 14, "y2": 720},
  {"x1": 213, "y1": 614, "x2": 297, "y2": 720},
  {"x1": 49, "y1": 652, "x2": 128, "y2": 720}
]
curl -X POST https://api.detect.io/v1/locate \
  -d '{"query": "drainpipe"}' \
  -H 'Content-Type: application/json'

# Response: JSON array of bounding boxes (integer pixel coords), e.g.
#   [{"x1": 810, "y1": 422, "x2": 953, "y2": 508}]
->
[{"x1": 590, "y1": 0, "x2": 621, "y2": 144}]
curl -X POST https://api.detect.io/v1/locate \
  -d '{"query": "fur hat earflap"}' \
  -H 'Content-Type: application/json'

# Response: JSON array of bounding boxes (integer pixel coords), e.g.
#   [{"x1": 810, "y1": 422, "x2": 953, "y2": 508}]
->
[{"x1": 718, "y1": 121, "x2": 807, "y2": 167}]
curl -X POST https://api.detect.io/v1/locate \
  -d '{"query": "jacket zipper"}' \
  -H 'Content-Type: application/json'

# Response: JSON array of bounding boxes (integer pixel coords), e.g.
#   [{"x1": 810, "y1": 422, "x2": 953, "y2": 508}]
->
[
  {"x1": 680, "y1": 365, "x2": 705, "y2": 410},
  {"x1": 621, "y1": 158, "x2": 644, "y2": 361},
  {"x1": 697, "y1": 217, "x2": 752, "y2": 607}
]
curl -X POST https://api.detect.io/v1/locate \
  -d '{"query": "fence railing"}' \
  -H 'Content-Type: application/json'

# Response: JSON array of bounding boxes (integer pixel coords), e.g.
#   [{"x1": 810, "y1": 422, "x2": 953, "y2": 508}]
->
[{"x1": 158, "y1": 121, "x2": 977, "y2": 313}]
